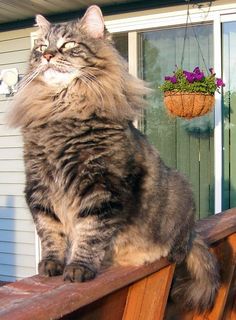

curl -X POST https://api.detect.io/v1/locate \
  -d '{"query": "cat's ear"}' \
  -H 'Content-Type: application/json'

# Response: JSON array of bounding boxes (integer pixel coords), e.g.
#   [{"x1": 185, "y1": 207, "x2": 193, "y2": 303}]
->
[
  {"x1": 80, "y1": 5, "x2": 104, "y2": 39},
  {"x1": 35, "y1": 15, "x2": 51, "y2": 33}
]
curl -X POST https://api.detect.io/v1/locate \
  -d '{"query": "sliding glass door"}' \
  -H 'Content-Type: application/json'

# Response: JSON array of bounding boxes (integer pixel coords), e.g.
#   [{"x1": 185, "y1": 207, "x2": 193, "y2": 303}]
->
[
  {"x1": 140, "y1": 24, "x2": 214, "y2": 218},
  {"x1": 111, "y1": 14, "x2": 236, "y2": 216},
  {"x1": 222, "y1": 19, "x2": 236, "y2": 209}
]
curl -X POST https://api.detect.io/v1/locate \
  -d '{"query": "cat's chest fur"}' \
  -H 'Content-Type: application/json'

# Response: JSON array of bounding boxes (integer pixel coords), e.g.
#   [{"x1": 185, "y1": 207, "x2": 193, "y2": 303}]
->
[{"x1": 23, "y1": 118, "x2": 135, "y2": 228}]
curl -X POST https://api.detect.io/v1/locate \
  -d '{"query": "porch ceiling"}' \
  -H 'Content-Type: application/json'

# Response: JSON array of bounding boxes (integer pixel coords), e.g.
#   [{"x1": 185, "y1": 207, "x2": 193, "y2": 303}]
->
[
  {"x1": 0, "y1": 0, "x2": 140, "y2": 24},
  {"x1": 0, "y1": 0, "x2": 207, "y2": 29}
]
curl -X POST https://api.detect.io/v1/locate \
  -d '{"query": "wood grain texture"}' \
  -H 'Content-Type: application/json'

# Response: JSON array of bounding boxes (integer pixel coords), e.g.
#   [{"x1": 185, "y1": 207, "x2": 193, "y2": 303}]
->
[
  {"x1": 62, "y1": 287, "x2": 129, "y2": 320},
  {"x1": 196, "y1": 208, "x2": 236, "y2": 244},
  {"x1": 0, "y1": 259, "x2": 170, "y2": 320},
  {"x1": 122, "y1": 264, "x2": 175, "y2": 320},
  {"x1": 192, "y1": 233, "x2": 236, "y2": 320},
  {"x1": 223, "y1": 269, "x2": 236, "y2": 320}
]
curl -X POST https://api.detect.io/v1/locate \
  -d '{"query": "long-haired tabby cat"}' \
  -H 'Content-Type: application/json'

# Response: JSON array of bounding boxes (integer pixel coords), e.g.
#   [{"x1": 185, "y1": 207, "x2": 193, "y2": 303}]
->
[{"x1": 8, "y1": 5, "x2": 219, "y2": 312}]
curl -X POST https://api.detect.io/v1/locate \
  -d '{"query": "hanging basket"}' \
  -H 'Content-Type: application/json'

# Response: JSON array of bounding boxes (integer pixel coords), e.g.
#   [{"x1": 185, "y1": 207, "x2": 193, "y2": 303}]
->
[{"x1": 164, "y1": 91, "x2": 215, "y2": 119}]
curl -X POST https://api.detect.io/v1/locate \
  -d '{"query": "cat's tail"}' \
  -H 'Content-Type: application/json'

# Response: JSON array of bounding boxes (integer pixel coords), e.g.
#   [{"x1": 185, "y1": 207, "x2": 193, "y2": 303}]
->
[{"x1": 171, "y1": 234, "x2": 220, "y2": 312}]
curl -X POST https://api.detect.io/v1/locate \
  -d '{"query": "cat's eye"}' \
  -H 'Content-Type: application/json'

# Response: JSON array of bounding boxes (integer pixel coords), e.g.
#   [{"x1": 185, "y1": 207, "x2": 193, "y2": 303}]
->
[
  {"x1": 37, "y1": 44, "x2": 48, "y2": 53},
  {"x1": 61, "y1": 41, "x2": 78, "y2": 51}
]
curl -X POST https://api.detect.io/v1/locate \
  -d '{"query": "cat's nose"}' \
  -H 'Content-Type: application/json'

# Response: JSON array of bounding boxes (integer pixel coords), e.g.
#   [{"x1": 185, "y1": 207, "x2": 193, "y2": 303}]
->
[{"x1": 43, "y1": 52, "x2": 54, "y2": 62}]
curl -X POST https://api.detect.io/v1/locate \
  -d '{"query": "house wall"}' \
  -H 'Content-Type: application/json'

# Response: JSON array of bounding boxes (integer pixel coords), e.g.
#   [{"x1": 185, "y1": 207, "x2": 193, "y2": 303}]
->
[{"x1": 0, "y1": 27, "x2": 36, "y2": 281}]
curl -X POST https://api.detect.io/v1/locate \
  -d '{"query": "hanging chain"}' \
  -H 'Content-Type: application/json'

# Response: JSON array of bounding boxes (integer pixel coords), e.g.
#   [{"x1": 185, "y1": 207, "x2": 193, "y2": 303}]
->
[
  {"x1": 180, "y1": 0, "x2": 190, "y2": 68},
  {"x1": 180, "y1": 0, "x2": 213, "y2": 74},
  {"x1": 188, "y1": 14, "x2": 210, "y2": 75}
]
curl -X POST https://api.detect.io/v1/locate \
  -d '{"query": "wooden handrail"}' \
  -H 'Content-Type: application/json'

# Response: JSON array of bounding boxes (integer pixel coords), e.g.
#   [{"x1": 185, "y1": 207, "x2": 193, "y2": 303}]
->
[
  {"x1": 196, "y1": 208, "x2": 236, "y2": 243},
  {"x1": 0, "y1": 208, "x2": 235, "y2": 320},
  {"x1": 0, "y1": 259, "x2": 170, "y2": 320}
]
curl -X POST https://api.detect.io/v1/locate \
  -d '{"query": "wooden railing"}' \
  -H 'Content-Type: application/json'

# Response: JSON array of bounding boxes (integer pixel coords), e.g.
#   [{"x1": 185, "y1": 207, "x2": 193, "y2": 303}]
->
[{"x1": 0, "y1": 208, "x2": 235, "y2": 320}]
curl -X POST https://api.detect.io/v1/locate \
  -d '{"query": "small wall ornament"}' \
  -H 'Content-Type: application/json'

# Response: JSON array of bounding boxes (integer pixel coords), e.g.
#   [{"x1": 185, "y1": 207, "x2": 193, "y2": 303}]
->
[
  {"x1": 0, "y1": 68, "x2": 19, "y2": 96},
  {"x1": 160, "y1": 67, "x2": 225, "y2": 119}
]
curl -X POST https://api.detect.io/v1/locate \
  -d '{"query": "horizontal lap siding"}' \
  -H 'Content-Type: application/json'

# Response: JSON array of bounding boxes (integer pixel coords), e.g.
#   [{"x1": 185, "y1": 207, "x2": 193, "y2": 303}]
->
[
  {"x1": 0, "y1": 27, "x2": 36, "y2": 282},
  {"x1": 0, "y1": 172, "x2": 25, "y2": 183},
  {"x1": 0, "y1": 195, "x2": 27, "y2": 208},
  {"x1": 0, "y1": 207, "x2": 31, "y2": 219}
]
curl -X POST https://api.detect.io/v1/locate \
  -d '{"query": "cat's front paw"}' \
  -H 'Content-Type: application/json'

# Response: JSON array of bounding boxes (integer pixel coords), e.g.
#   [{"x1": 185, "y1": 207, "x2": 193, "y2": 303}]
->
[
  {"x1": 63, "y1": 263, "x2": 96, "y2": 282},
  {"x1": 38, "y1": 259, "x2": 64, "y2": 277}
]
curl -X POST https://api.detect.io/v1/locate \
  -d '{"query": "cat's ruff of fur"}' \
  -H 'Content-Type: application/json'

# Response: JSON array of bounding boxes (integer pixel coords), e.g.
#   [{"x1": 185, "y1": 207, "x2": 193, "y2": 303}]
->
[{"x1": 7, "y1": 5, "x2": 219, "y2": 312}]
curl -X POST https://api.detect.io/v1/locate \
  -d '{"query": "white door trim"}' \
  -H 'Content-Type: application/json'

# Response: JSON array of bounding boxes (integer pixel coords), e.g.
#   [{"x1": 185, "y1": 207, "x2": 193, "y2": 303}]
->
[{"x1": 213, "y1": 13, "x2": 223, "y2": 213}]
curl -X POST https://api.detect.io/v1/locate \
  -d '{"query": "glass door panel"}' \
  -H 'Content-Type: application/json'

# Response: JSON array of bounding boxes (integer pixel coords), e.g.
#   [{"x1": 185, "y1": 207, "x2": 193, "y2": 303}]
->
[
  {"x1": 140, "y1": 24, "x2": 214, "y2": 218},
  {"x1": 113, "y1": 33, "x2": 128, "y2": 61},
  {"x1": 222, "y1": 21, "x2": 236, "y2": 209}
]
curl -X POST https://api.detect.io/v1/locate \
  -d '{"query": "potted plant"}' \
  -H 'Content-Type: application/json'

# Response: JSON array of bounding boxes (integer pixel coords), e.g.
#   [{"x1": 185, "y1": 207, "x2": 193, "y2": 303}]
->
[{"x1": 160, "y1": 67, "x2": 224, "y2": 119}]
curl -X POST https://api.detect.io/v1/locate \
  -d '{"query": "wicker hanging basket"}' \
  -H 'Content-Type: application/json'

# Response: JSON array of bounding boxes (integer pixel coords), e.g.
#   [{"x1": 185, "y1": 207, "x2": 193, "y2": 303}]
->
[{"x1": 164, "y1": 91, "x2": 215, "y2": 119}]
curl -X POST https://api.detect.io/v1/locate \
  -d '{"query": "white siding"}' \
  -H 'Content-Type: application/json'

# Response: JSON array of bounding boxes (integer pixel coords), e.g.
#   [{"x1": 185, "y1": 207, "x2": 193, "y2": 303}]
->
[{"x1": 0, "y1": 27, "x2": 36, "y2": 282}]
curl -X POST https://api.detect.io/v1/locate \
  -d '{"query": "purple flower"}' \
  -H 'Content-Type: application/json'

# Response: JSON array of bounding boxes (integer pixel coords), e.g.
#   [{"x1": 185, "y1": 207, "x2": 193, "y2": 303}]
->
[
  {"x1": 193, "y1": 67, "x2": 205, "y2": 80},
  {"x1": 165, "y1": 75, "x2": 177, "y2": 83},
  {"x1": 170, "y1": 76, "x2": 177, "y2": 83},
  {"x1": 183, "y1": 71, "x2": 195, "y2": 83},
  {"x1": 193, "y1": 67, "x2": 205, "y2": 81},
  {"x1": 193, "y1": 67, "x2": 201, "y2": 74},
  {"x1": 216, "y1": 78, "x2": 225, "y2": 87},
  {"x1": 194, "y1": 72, "x2": 204, "y2": 81}
]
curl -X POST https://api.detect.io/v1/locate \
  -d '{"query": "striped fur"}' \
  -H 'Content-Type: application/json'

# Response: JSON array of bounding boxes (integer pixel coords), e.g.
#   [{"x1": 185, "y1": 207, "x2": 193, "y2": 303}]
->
[{"x1": 8, "y1": 5, "x2": 219, "y2": 311}]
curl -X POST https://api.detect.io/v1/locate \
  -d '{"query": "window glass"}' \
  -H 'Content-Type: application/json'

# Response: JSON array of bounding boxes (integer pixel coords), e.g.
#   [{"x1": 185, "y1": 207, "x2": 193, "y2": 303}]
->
[
  {"x1": 140, "y1": 24, "x2": 214, "y2": 218},
  {"x1": 113, "y1": 33, "x2": 128, "y2": 61},
  {"x1": 222, "y1": 21, "x2": 236, "y2": 209}
]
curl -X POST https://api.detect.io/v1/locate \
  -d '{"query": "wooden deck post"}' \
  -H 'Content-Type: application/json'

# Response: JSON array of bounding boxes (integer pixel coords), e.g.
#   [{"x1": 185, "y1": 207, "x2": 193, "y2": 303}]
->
[
  {"x1": 122, "y1": 264, "x2": 175, "y2": 320},
  {"x1": 192, "y1": 233, "x2": 236, "y2": 320}
]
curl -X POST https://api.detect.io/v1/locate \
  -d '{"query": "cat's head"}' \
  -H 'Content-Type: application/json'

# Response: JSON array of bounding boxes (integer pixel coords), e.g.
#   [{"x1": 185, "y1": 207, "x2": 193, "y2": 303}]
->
[
  {"x1": 8, "y1": 5, "x2": 148, "y2": 128},
  {"x1": 30, "y1": 5, "x2": 111, "y2": 87}
]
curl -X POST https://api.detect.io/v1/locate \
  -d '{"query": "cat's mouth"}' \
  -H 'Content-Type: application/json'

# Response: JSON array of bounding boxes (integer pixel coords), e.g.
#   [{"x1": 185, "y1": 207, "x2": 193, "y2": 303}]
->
[
  {"x1": 41, "y1": 64, "x2": 79, "y2": 86},
  {"x1": 43, "y1": 63, "x2": 77, "y2": 74}
]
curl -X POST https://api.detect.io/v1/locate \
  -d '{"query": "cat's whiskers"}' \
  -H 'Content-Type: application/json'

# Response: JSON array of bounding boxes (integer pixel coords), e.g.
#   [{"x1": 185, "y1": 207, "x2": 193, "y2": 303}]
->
[
  {"x1": 82, "y1": 73, "x2": 108, "y2": 108},
  {"x1": 47, "y1": 63, "x2": 75, "y2": 74},
  {"x1": 82, "y1": 68, "x2": 117, "y2": 107},
  {"x1": 80, "y1": 73, "x2": 105, "y2": 108},
  {"x1": 17, "y1": 65, "x2": 45, "y2": 91},
  {"x1": 80, "y1": 70, "x2": 113, "y2": 107},
  {"x1": 86, "y1": 66, "x2": 128, "y2": 103},
  {"x1": 45, "y1": 61, "x2": 108, "y2": 105},
  {"x1": 53, "y1": 61, "x2": 75, "y2": 71},
  {"x1": 57, "y1": 60, "x2": 73, "y2": 67},
  {"x1": 17, "y1": 71, "x2": 39, "y2": 90},
  {"x1": 86, "y1": 66, "x2": 112, "y2": 77}
]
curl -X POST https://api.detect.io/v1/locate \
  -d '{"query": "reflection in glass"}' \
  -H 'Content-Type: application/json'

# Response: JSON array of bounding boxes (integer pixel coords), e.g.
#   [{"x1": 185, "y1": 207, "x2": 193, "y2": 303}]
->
[
  {"x1": 113, "y1": 33, "x2": 128, "y2": 62},
  {"x1": 222, "y1": 21, "x2": 236, "y2": 209},
  {"x1": 140, "y1": 24, "x2": 214, "y2": 218}
]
